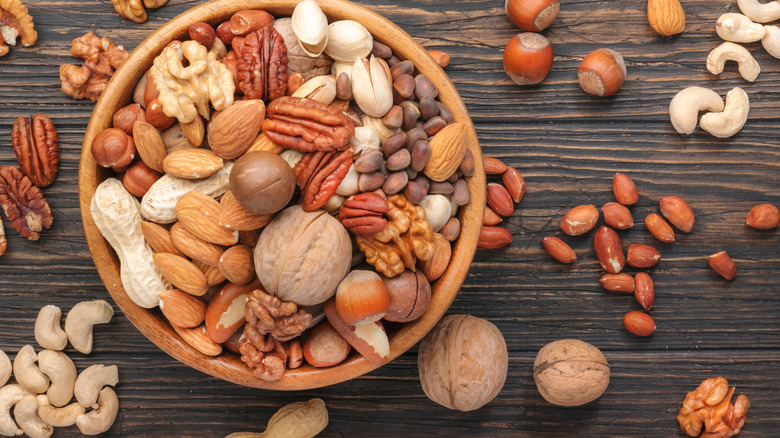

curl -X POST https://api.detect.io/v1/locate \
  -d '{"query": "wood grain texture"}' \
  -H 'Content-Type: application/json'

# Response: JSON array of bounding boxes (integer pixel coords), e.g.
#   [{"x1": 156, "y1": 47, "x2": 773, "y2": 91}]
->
[{"x1": 0, "y1": 0, "x2": 778, "y2": 436}]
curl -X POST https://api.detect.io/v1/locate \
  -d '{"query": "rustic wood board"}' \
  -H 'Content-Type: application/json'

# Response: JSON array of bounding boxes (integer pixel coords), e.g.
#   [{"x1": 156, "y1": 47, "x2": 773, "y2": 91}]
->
[{"x1": 0, "y1": 0, "x2": 777, "y2": 436}]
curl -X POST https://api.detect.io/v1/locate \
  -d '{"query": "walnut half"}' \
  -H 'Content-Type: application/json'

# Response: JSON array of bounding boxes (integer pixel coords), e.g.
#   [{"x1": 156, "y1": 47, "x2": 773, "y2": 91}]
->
[{"x1": 0, "y1": 0, "x2": 37, "y2": 56}]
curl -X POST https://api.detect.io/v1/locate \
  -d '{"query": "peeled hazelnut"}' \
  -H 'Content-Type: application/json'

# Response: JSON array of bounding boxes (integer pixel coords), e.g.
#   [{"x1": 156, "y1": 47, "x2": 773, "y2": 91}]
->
[
  {"x1": 112, "y1": 103, "x2": 146, "y2": 134},
  {"x1": 382, "y1": 270, "x2": 431, "y2": 322},
  {"x1": 505, "y1": 0, "x2": 560, "y2": 32},
  {"x1": 121, "y1": 160, "x2": 161, "y2": 198},
  {"x1": 189, "y1": 22, "x2": 216, "y2": 50},
  {"x1": 91, "y1": 128, "x2": 135, "y2": 171},
  {"x1": 144, "y1": 74, "x2": 160, "y2": 107},
  {"x1": 503, "y1": 32, "x2": 554, "y2": 85},
  {"x1": 335, "y1": 270, "x2": 390, "y2": 325},
  {"x1": 146, "y1": 99, "x2": 175, "y2": 131},
  {"x1": 578, "y1": 48, "x2": 626, "y2": 97}
]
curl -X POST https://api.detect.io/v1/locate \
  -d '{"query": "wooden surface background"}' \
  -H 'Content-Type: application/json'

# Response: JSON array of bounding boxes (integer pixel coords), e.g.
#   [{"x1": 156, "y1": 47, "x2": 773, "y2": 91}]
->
[{"x1": 0, "y1": 0, "x2": 778, "y2": 436}]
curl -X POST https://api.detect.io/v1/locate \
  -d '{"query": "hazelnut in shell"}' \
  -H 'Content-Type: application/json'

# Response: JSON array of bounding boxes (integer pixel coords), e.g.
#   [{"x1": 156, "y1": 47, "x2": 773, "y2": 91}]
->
[
  {"x1": 229, "y1": 151, "x2": 296, "y2": 215},
  {"x1": 335, "y1": 270, "x2": 390, "y2": 325},
  {"x1": 505, "y1": 0, "x2": 560, "y2": 32},
  {"x1": 578, "y1": 48, "x2": 626, "y2": 97},
  {"x1": 382, "y1": 270, "x2": 431, "y2": 323},
  {"x1": 503, "y1": 33, "x2": 554, "y2": 85},
  {"x1": 533, "y1": 339, "x2": 610, "y2": 406}
]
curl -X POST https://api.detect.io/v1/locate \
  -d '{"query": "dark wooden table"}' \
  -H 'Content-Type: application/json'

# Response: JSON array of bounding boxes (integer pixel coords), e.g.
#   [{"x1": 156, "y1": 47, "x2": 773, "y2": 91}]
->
[{"x1": 1, "y1": 0, "x2": 778, "y2": 436}]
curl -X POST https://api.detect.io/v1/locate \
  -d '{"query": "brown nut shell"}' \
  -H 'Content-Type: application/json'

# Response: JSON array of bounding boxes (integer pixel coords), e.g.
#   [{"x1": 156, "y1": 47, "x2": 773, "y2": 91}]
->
[
  {"x1": 229, "y1": 151, "x2": 296, "y2": 215},
  {"x1": 533, "y1": 339, "x2": 610, "y2": 406},
  {"x1": 382, "y1": 270, "x2": 431, "y2": 323}
]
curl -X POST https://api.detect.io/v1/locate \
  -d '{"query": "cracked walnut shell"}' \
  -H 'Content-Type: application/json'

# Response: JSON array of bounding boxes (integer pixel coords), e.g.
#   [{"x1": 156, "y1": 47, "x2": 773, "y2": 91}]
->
[
  {"x1": 0, "y1": 165, "x2": 53, "y2": 241},
  {"x1": 0, "y1": 0, "x2": 36, "y2": 57}
]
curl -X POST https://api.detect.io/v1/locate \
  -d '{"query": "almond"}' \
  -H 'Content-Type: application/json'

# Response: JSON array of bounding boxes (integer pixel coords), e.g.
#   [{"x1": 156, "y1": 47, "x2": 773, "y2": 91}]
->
[
  {"x1": 483, "y1": 206, "x2": 502, "y2": 226},
  {"x1": 602, "y1": 202, "x2": 633, "y2": 230},
  {"x1": 153, "y1": 253, "x2": 209, "y2": 296},
  {"x1": 647, "y1": 0, "x2": 685, "y2": 37},
  {"x1": 483, "y1": 157, "x2": 507, "y2": 175},
  {"x1": 170, "y1": 222, "x2": 224, "y2": 267},
  {"x1": 708, "y1": 251, "x2": 736, "y2": 280},
  {"x1": 159, "y1": 289, "x2": 206, "y2": 328},
  {"x1": 207, "y1": 100, "x2": 266, "y2": 159},
  {"x1": 487, "y1": 183, "x2": 514, "y2": 217},
  {"x1": 419, "y1": 233, "x2": 451, "y2": 282},
  {"x1": 246, "y1": 132, "x2": 284, "y2": 155},
  {"x1": 612, "y1": 172, "x2": 638, "y2": 205},
  {"x1": 660, "y1": 196, "x2": 695, "y2": 233},
  {"x1": 132, "y1": 121, "x2": 166, "y2": 172},
  {"x1": 541, "y1": 236, "x2": 576, "y2": 264},
  {"x1": 502, "y1": 167, "x2": 526, "y2": 203},
  {"x1": 181, "y1": 116, "x2": 205, "y2": 147},
  {"x1": 140, "y1": 221, "x2": 182, "y2": 256},
  {"x1": 424, "y1": 122, "x2": 467, "y2": 182},
  {"x1": 599, "y1": 273, "x2": 634, "y2": 292},
  {"x1": 645, "y1": 213, "x2": 675, "y2": 243},
  {"x1": 478, "y1": 226, "x2": 513, "y2": 249},
  {"x1": 219, "y1": 190, "x2": 273, "y2": 231},
  {"x1": 626, "y1": 244, "x2": 661, "y2": 268},
  {"x1": 172, "y1": 324, "x2": 222, "y2": 356},
  {"x1": 162, "y1": 148, "x2": 224, "y2": 180},
  {"x1": 175, "y1": 191, "x2": 238, "y2": 246},
  {"x1": 593, "y1": 226, "x2": 625, "y2": 273},
  {"x1": 561, "y1": 205, "x2": 599, "y2": 236},
  {"x1": 204, "y1": 279, "x2": 260, "y2": 343},
  {"x1": 623, "y1": 311, "x2": 656, "y2": 336},
  {"x1": 746, "y1": 204, "x2": 780, "y2": 230},
  {"x1": 194, "y1": 260, "x2": 227, "y2": 286},
  {"x1": 634, "y1": 272, "x2": 654, "y2": 310},
  {"x1": 218, "y1": 244, "x2": 256, "y2": 285}
]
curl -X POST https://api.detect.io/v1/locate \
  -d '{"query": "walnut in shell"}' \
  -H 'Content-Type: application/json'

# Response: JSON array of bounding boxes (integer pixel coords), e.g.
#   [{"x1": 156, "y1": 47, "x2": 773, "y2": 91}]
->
[{"x1": 533, "y1": 339, "x2": 610, "y2": 406}]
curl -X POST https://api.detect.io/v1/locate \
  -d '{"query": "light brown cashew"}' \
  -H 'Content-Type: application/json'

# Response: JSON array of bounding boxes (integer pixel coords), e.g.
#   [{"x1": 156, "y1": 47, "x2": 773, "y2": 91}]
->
[
  {"x1": 36, "y1": 395, "x2": 85, "y2": 428},
  {"x1": 736, "y1": 0, "x2": 780, "y2": 23},
  {"x1": 668, "y1": 86, "x2": 725, "y2": 135},
  {"x1": 12, "y1": 345, "x2": 50, "y2": 394},
  {"x1": 74, "y1": 365, "x2": 119, "y2": 409},
  {"x1": 706, "y1": 42, "x2": 761, "y2": 82},
  {"x1": 13, "y1": 395, "x2": 52, "y2": 438},
  {"x1": 37, "y1": 350, "x2": 77, "y2": 408},
  {"x1": 700, "y1": 87, "x2": 750, "y2": 138},
  {"x1": 64, "y1": 300, "x2": 114, "y2": 354},
  {"x1": 715, "y1": 13, "x2": 766, "y2": 42},
  {"x1": 763, "y1": 25, "x2": 780, "y2": 59},
  {"x1": 34, "y1": 305, "x2": 68, "y2": 351},
  {"x1": 0, "y1": 384, "x2": 32, "y2": 436},
  {"x1": 0, "y1": 350, "x2": 10, "y2": 387},
  {"x1": 75, "y1": 387, "x2": 119, "y2": 435}
]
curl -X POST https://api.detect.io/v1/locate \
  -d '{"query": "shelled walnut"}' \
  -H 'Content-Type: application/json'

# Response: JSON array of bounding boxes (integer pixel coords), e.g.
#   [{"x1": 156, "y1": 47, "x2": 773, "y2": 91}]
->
[
  {"x1": 110, "y1": 0, "x2": 168, "y2": 23},
  {"x1": 0, "y1": 0, "x2": 37, "y2": 56},
  {"x1": 677, "y1": 377, "x2": 750, "y2": 438},
  {"x1": 60, "y1": 32, "x2": 129, "y2": 101}
]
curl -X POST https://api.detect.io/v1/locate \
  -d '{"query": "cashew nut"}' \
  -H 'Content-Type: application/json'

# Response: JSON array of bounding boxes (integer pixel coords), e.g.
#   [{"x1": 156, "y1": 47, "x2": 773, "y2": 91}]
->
[
  {"x1": 13, "y1": 395, "x2": 52, "y2": 438},
  {"x1": 37, "y1": 350, "x2": 76, "y2": 408},
  {"x1": 13, "y1": 345, "x2": 50, "y2": 394},
  {"x1": 736, "y1": 0, "x2": 780, "y2": 23},
  {"x1": 706, "y1": 42, "x2": 761, "y2": 82},
  {"x1": 64, "y1": 300, "x2": 114, "y2": 354},
  {"x1": 34, "y1": 305, "x2": 68, "y2": 351},
  {"x1": 763, "y1": 25, "x2": 780, "y2": 59},
  {"x1": 74, "y1": 364, "x2": 119, "y2": 409},
  {"x1": 700, "y1": 87, "x2": 750, "y2": 138},
  {"x1": 668, "y1": 86, "x2": 725, "y2": 135},
  {"x1": 36, "y1": 395, "x2": 85, "y2": 427},
  {"x1": 715, "y1": 13, "x2": 766, "y2": 42},
  {"x1": 0, "y1": 384, "x2": 32, "y2": 436},
  {"x1": 75, "y1": 387, "x2": 119, "y2": 435},
  {"x1": 0, "y1": 350, "x2": 10, "y2": 387}
]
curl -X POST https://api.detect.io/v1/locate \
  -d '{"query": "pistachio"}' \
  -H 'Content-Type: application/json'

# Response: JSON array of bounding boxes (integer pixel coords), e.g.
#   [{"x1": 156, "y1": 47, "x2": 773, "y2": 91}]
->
[
  {"x1": 351, "y1": 55, "x2": 394, "y2": 117},
  {"x1": 349, "y1": 125, "x2": 381, "y2": 155},
  {"x1": 324, "y1": 20, "x2": 373, "y2": 63},
  {"x1": 291, "y1": 0, "x2": 329, "y2": 56},
  {"x1": 361, "y1": 115, "x2": 401, "y2": 141},
  {"x1": 291, "y1": 75, "x2": 337, "y2": 104}
]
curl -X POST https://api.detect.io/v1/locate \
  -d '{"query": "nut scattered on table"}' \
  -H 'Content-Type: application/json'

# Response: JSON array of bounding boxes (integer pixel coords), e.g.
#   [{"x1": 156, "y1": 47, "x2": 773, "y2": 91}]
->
[
  {"x1": 533, "y1": 339, "x2": 610, "y2": 406},
  {"x1": 60, "y1": 32, "x2": 129, "y2": 102},
  {"x1": 677, "y1": 376, "x2": 749, "y2": 438},
  {"x1": 0, "y1": 0, "x2": 37, "y2": 57}
]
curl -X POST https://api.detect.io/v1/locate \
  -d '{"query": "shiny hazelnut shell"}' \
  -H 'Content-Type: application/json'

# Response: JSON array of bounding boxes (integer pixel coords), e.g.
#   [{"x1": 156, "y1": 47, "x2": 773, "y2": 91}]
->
[
  {"x1": 382, "y1": 270, "x2": 431, "y2": 323},
  {"x1": 229, "y1": 151, "x2": 296, "y2": 215},
  {"x1": 505, "y1": 0, "x2": 560, "y2": 32},
  {"x1": 503, "y1": 33, "x2": 554, "y2": 85},
  {"x1": 335, "y1": 270, "x2": 390, "y2": 326},
  {"x1": 578, "y1": 48, "x2": 626, "y2": 97}
]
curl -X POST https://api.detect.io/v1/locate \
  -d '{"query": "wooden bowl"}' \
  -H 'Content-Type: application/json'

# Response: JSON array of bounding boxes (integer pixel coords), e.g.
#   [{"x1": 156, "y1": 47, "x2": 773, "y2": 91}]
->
[{"x1": 78, "y1": 0, "x2": 485, "y2": 390}]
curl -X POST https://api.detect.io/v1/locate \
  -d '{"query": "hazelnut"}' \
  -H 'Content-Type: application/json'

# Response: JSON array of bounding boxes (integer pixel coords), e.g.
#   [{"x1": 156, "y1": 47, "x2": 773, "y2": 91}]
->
[
  {"x1": 505, "y1": 0, "x2": 560, "y2": 32},
  {"x1": 121, "y1": 160, "x2": 161, "y2": 198},
  {"x1": 91, "y1": 128, "x2": 136, "y2": 172},
  {"x1": 578, "y1": 48, "x2": 626, "y2": 97},
  {"x1": 382, "y1": 270, "x2": 431, "y2": 322},
  {"x1": 145, "y1": 99, "x2": 175, "y2": 131},
  {"x1": 112, "y1": 103, "x2": 146, "y2": 134},
  {"x1": 503, "y1": 32, "x2": 554, "y2": 85},
  {"x1": 335, "y1": 270, "x2": 390, "y2": 325}
]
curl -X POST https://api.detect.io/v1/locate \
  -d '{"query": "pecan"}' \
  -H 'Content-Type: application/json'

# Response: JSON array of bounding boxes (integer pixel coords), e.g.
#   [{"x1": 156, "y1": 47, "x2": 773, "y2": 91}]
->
[
  {"x1": 677, "y1": 376, "x2": 750, "y2": 438},
  {"x1": 0, "y1": 220, "x2": 5, "y2": 256},
  {"x1": 59, "y1": 32, "x2": 128, "y2": 101},
  {"x1": 0, "y1": 165, "x2": 53, "y2": 240},
  {"x1": 293, "y1": 148, "x2": 353, "y2": 212},
  {"x1": 262, "y1": 96, "x2": 355, "y2": 152},
  {"x1": 237, "y1": 26, "x2": 288, "y2": 101},
  {"x1": 0, "y1": 0, "x2": 37, "y2": 57},
  {"x1": 11, "y1": 114, "x2": 59, "y2": 188},
  {"x1": 339, "y1": 192, "x2": 389, "y2": 235}
]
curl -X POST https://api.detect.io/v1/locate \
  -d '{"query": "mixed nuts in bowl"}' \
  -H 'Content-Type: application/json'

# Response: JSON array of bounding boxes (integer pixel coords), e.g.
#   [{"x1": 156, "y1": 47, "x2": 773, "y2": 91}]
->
[{"x1": 78, "y1": 0, "x2": 485, "y2": 389}]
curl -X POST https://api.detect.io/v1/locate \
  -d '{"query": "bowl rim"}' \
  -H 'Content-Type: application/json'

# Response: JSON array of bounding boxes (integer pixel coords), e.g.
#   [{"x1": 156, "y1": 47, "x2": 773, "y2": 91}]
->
[{"x1": 78, "y1": 0, "x2": 485, "y2": 390}]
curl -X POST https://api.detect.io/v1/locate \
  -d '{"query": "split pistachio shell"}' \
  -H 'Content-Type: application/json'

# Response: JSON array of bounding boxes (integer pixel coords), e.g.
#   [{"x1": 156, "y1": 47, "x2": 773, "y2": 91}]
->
[
  {"x1": 292, "y1": 0, "x2": 329, "y2": 56},
  {"x1": 324, "y1": 20, "x2": 373, "y2": 63},
  {"x1": 292, "y1": 75, "x2": 337, "y2": 104},
  {"x1": 351, "y1": 55, "x2": 394, "y2": 117}
]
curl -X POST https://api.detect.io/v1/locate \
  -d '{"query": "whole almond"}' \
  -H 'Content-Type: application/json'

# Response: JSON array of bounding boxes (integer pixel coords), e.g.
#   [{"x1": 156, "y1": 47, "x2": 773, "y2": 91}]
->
[
  {"x1": 634, "y1": 272, "x2": 654, "y2": 310},
  {"x1": 502, "y1": 167, "x2": 526, "y2": 203},
  {"x1": 600, "y1": 273, "x2": 634, "y2": 292},
  {"x1": 159, "y1": 289, "x2": 207, "y2": 328},
  {"x1": 627, "y1": 244, "x2": 661, "y2": 268},
  {"x1": 746, "y1": 204, "x2": 780, "y2": 230},
  {"x1": 194, "y1": 260, "x2": 227, "y2": 286},
  {"x1": 478, "y1": 226, "x2": 513, "y2": 249},
  {"x1": 487, "y1": 183, "x2": 515, "y2": 217},
  {"x1": 172, "y1": 324, "x2": 222, "y2": 356},
  {"x1": 207, "y1": 100, "x2": 266, "y2": 159},
  {"x1": 483, "y1": 206, "x2": 502, "y2": 226},
  {"x1": 645, "y1": 213, "x2": 675, "y2": 243},
  {"x1": 170, "y1": 222, "x2": 224, "y2": 267},
  {"x1": 561, "y1": 205, "x2": 599, "y2": 236},
  {"x1": 594, "y1": 226, "x2": 625, "y2": 273},
  {"x1": 219, "y1": 191, "x2": 273, "y2": 231},
  {"x1": 708, "y1": 251, "x2": 736, "y2": 280},
  {"x1": 133, "y1": 121, "x2": 167, "y2": 172},
  {"x1": 218, "y1": 244, "x2": 256, "y2": 285},
  {"x1": 163, "y1": 148, "x2": 224, "y2": 180},
  {"x1": 483, "y1": 157, "x2": 507, "y2": 175},
  {"x1": 660, "y1": 196, "x2": 694, "y2": 233},
  {"x1": 623, "y1": 311, "x2": 656, "y2": 336},
  {"x1": 424, "y1": 122, "x2": 467, "y2": 182},
  {"x1": 153, "y1": 253, "x2": 209, "y2": 296},
  {"x1": 542, "y1": 236, "x2": 576, "y2": 264},
  {"x1": 140, "y1": 221, "x2": 182, "y2": 256},
  {"x1": 175, "y1": 192, "x2": 238, "y2": 246},
  {"x1": 612, "y1": 173, "x2": 638, "y2": 205},
  {"x1": 181, "y1": 116, "x2": 205, "y2": 147},
  {"x1": 602, "y1": 202, "x2": 633, "y2": 230},
  {"x1": 647, "y1": 0, "x2": 685, "y2": 37},
  {"x1": 419, "y1": 233, "x2": 451, "y2": 282}
]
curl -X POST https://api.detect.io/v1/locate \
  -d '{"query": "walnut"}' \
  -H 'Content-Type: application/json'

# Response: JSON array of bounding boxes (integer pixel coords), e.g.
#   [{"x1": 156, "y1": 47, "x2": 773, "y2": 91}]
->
[
  {"x1": 149, "y1": 40, "x2": 235, "y2": 124},
  {"x1": 677, "y1": 376, "x2": 750, "y2": 438},
  {"x1": 0, "y1": 0, "x2": 36, "y2": 57},
  {"x1": 0, "y1": 165, "x2": 53, "y2": 241},
  {"x1": 109, "y1": 0, "x2": 168, "y2": 23},
  {"x1": 356, "y1": 194, "x2": 436, "y2": 278},
  {"x1": 59, "y1": 32, "x2": 129, "y2": 101}
]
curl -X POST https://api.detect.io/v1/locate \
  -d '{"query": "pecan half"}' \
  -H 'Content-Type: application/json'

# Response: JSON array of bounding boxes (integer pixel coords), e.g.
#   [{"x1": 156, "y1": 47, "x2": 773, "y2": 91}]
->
[
  {"x1": 11, "y1": 114, "x2": 59, "y2": 188},
  {"x1": 0, "y1": 0, "x2": 37, "y2": 57},
  {"x1": 0, "y1": 165, "x2": 53, "y2": 240},
  {"x1": 237, "y1": 26, "x2": 288, "y2": 101},
  {"x1": 294, "y1": 148, "x2": 353, "y2": 212},
  {"x1": 339, "y1": 192, "x2": 389, "y2": 235},
  {"x1": 262, "y1": 96, "x2": 355, "y2": 152}
]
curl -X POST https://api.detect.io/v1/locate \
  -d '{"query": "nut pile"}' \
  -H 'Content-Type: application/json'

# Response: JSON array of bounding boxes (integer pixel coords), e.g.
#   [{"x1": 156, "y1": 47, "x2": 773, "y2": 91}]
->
[
  {"x1": 89, "y1": 1, "x2": 475, "y2": 381},
  {"x1": 478, "y1": 157, "x2": 526, "y2": 249}
]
